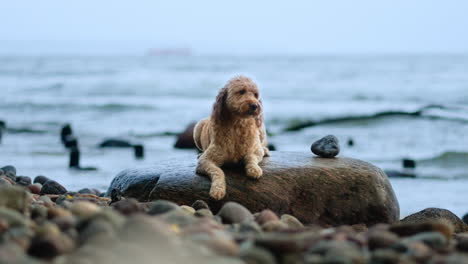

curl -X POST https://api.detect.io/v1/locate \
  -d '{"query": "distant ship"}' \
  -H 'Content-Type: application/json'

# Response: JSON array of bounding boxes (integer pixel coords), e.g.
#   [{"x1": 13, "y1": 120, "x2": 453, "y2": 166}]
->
[{"x1": 146, "y1": 48, "x2": 192, "y2": 56}]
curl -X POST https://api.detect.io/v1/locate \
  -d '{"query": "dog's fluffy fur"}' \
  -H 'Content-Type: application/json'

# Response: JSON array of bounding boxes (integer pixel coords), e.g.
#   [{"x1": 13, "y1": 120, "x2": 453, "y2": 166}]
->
[{"x1": 193, "y1": 76, "x2": 269, "y2": 200}]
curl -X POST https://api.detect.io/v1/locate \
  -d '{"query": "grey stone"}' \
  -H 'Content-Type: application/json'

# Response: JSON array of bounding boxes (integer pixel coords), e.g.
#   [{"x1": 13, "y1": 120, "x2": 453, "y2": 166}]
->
[
  {"x1": 148, "y1": 200, "x2": 179, "y2": 215},
  {"x1": 33, "y1": 175, "x2": 50, "y2": 185},
  {"x1": 108, "y1": 151, "x2": 399, "y2": 226},
  {"x1": 311, "y1": 135, "x2": 340, "y2": 158},
  {"x1": 217, "y1": 202, "x2": 254, "y2": 224},
  {"x1": 40, "y1": 180, "x2": 67, "y2": 195}
]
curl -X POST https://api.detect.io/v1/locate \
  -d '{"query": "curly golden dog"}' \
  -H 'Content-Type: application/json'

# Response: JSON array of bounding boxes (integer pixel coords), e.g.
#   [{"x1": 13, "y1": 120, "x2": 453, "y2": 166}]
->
[{"x1": 193, "y1": 76, "x2": 270, "y2": 200}]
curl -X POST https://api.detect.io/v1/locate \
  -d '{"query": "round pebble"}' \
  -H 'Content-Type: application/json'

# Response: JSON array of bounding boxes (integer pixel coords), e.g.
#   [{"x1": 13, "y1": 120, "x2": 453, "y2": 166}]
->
[
  {"x1": 311, "y1": 135, "x2": 340, "y2": 158},
  {"x1": 217, "y1": 202, "x2": 254, "y2": 224},
  {"x1": 147, "y1": 200, "x2": 179, "y2": 215}
]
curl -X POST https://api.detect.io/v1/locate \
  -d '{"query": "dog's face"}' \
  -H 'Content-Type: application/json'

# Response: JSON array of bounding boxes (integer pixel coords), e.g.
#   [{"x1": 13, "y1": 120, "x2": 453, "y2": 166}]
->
[
  {"x1": 212, "y1": 76, "x2": 262, "y2": 124},
  {"x1": 225, "y1": 78, "x2": 261, "y2": 118}
]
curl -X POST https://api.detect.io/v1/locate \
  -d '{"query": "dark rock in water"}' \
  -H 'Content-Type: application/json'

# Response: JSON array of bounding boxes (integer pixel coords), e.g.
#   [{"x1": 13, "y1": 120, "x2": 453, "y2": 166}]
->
[
  {"x1": 400, "y1": 208, "x2": 467, "y2": 233},
  {"x1": 384, "y1": 170, "x2": 416, "y2": 178},
  {"x1": 147, "y1": 200, "x2": 179, "y2": 215},
  {"x1": 60, "y1": 124, "x2": 73, "y2": 145},
  {"x1": 108, "y1": 151, "x2": 400, "y2": 226},
  {"x1": 98, "y1": 138, "x2": 133, "y2": 148},
  {"x1": 267, "y1": 144, "x2": 276, "y2": 151},
  {"x1": 15, "y1": 176, "x2": 32, "y2": 186},
  {"x1": 174, "y1": 122, "x2": 197, "y2": 149},
  {"x1": 463, "y1": 213, "x2": 468, "y2": 224},
  {"x1": 217, "y1": 202, "x2": 254, "y2": 224},
  {"x1": 64, "y1": 135, "x2": 78, "y2": 149},
  {"x1": 192, "y1": 200, "x2": 210, "y2": 211},
  {"x1": 1, "y1": 165, "x2": 17, "y2": 180},
  {"x1": 133, "y1": 144, "x2": 144, "y2": 159},
  {"x1": 311, "y1": 135, "x2": 340, "y2": 158},
  {"x1": 402, "y1": 159, "x2": 416, "y2": 169},
  {"x1": 41, "y1": 180, "x2": 67, "y2": 195},
  {"x1": 347, "y1": 138, "x2": 354, "y2": 147},
  {"x1": 34, "y1": 175, "x2": 50, "y2": 185}
]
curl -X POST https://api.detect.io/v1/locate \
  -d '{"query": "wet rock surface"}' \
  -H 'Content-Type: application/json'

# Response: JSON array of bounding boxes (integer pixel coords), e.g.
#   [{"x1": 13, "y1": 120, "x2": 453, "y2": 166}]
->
[{"x1": 109, "y1": 151, "x2": 400, "y2": 226}]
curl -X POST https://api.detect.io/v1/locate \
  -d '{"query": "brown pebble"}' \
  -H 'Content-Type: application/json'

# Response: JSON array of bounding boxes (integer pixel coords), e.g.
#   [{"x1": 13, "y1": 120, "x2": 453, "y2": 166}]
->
[
  {"x1": 389, "y1": 221, "x2": 454, "y2": 239},
  {"x1": 28, "y1": 184, "x2": 42, "y2": 195},
  {"x1": 255, "y1": 209, "x2": 279, "y2": 225}
]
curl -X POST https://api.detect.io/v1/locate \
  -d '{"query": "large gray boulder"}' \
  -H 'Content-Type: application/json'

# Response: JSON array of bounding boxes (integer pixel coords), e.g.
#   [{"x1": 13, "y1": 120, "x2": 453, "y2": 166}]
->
[{"x1": 108, "y1": 151, "x2": 399, "y2": 226}]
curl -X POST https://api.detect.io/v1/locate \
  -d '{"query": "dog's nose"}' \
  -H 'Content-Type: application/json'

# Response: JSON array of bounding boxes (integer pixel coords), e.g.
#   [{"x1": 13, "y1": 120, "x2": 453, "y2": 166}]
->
[{"x1": 249, "y1": 104, "x2": 258, "y2": 111}]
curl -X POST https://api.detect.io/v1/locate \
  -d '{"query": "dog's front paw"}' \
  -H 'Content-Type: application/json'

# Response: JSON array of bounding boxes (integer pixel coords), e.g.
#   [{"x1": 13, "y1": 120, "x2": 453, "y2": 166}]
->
[
  {"x1": 246, "y1": 165, "x2": 263, "y2": 179},
  {"x1": 209, "y1": 182, "x2": 226, "y2": 200}
]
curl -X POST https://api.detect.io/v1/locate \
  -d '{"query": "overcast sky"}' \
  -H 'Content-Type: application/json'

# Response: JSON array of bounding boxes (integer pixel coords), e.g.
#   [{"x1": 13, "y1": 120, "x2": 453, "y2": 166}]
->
[{"x1": 1, "y1": 0, "x2": 468, "y2": 55}]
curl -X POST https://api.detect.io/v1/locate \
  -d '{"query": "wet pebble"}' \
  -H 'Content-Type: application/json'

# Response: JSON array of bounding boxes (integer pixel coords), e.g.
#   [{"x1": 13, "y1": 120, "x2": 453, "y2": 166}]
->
[
  {"x1": 192, "y1": 199, "x2": 210, "y2": 211},
  {"x1": 40, "y1": 180, "x2": 67, "y2": 195},
  {"x1": 1, "y1": 165, "x2": 17, "y2": 181},
  {"x1": 147, "y1": 200, "x2": 179, "y2": 215},
  {"x1": 255, "y1": 209, "x2": 279, "y2": 225},
  {"x1": 217, "y1": 202, "x2": 254, "y2": 224},
  {"x1": 111, "y1": 198, "x2": 141, "y2": 215},
  {"x1": 311, "y1": 135, "x2": 340, "y2": 158},
  {"x1": 33, "y1": 175, "x2": 50, "y2": 185},
  {"x1": 15, "y1": 176, "x2": 32, "y2": 186},
  {"x1": 280, "y1": 214, "x2": 304, "y2": 228}
]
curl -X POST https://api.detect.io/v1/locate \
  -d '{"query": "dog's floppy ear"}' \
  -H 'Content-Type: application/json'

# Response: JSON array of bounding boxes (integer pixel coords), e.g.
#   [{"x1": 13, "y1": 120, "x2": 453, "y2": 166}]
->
[
  {"x1": 212, "y1": 87, "x2": 229, "y2": 124},
  {"x1": 255, "y1": 100, "x2": 263, "y2": 128}
]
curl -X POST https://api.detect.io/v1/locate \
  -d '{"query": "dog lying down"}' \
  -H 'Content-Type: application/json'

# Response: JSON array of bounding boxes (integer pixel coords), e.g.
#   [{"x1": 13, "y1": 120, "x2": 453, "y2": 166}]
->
[{"x1": 193, "y1": 76, "x2": 270, "y2": 200}]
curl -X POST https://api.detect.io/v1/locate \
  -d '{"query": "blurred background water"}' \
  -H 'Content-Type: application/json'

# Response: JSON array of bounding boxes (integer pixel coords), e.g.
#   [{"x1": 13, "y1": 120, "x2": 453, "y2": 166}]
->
[{"x1": 1, "y1": 54, "x2": 467, "y2": 217}]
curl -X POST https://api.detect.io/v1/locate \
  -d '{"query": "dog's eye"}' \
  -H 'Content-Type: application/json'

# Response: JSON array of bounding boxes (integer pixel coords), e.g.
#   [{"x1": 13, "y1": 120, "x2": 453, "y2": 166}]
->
[
  {"x1": 254, "y1": 93, "x2": 259, "y2": 98},
  {"x1": 239, "y1": 89, "x2": 246, "y2": 95}
]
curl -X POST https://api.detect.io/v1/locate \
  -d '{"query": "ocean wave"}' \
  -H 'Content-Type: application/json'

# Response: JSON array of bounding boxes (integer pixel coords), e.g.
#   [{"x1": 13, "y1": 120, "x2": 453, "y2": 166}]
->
[
  {"x1": 0, "y1": 102, "x2": 155, "y2": 112},
  {"x1": 418, "y1": 151, "x2": 468, "y2": 167},
  {"x1": 282, "y1": 104, "x2": 468, "y2": 131}
]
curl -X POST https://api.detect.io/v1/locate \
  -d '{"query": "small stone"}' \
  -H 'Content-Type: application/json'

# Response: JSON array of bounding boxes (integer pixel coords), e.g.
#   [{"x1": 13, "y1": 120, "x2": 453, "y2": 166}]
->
[
  {"x1": 400, "y1": 208, "x2": 466, "y2": 234},
  {"x1": 0, "y1": 207, "x2": 29, "y2": 227},
  {"x1": 111, "y1": 198, "x2": 141, "y2": 215},
  {"x1": 280, "y1": 214, "x2": 304, "y2": 228},
  {"x1": 31, "y1": 205, "x2": 48, "y2": 221},
  {"x1": 309, "y1": 240, "x2": 364, "y2": 264},
  {"x1": 240, "y1": 244, "x2": 277, "y2": 264},
  {"x1": 194, "y1": 209, "x2": 213, "y2": 218},
  {"x1": 311, "y1": 135, "x2": 340, "y2": 158},
  {"x1": 402, "y1": 231, "x2": 448, "y2": 250},
  {"x1": 33, "y1": 175, "x2": 50, "y2": 185},
  {"x1": 78, "y1": 188, "x2": 94, "y2": 194},
  {"x1": 192, "y1": 200, "x2": 210, "y2": 211},
  {"x1": 217, "y1": 202, "x2": 254, "y2": 224},
  {"x1": 0, "y1": 177, "x2": 12, "y2": 186},
  {"x1": 0, "y1": 186, "x2": 32, "y2": 213},
  {"x1": 262, "y1": 220, "x2": 288, "y2": 232},
  {"x1": 255, "y1": 209, "x2": 279, "y2": 225},
  {"x1": 47, "y1": 207, "x2": 73, "y2": 219},
  {"x1": 456, "y1": 234, "x2": 468, "y2": 252},
  {"x1": 1, "y1": 165, "x2": 17, "y2": 180},
  {"x1": 15, "y1": 176, "x2": 32, "y2": 186},
  {"x1": 390, "y1": 221, "x2": 454, "y2": 239},
  {"x1": 27, "y1": 183, "x2": 42, "y2": 194},
  {"x1": 180, "y1": 205, "x2": 196, "y2": 215},
  {"x1": 370, "y1": 249, "x2": 401, "y2": 264},
  {"x1": 40, "y1": 180, "x2": 67, "y2": 195},
  {"x1": 239, "y1": 221, "x2": 262, "y2": 234},
  {"x1": 147, "y1": 200, "x2": 179, "y2": 215},
  {"x1": 28, "y1": 233, "x2": 75, "y2": 259},
  {"x1": 367, "y1": 230, "x2": 399, "y2": 250},
  {"x1": 160, "y1": 209, "x2": 197, "y2": 227},
  {"x1": 71, "y1": 201, "x2": 101, "y2": 219}
]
